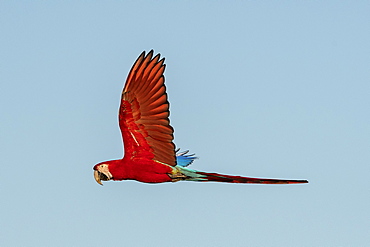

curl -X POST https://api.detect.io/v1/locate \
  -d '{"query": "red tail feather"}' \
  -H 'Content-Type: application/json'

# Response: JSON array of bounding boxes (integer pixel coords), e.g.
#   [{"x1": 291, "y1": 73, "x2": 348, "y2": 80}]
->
[{"x1": 197, "y1": 172, "x2": 308, "y2": 184}]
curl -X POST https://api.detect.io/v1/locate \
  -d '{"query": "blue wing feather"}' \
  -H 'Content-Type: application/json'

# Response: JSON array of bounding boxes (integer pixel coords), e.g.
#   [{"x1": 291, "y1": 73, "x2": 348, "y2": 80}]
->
[{"x1": 176, "y1": 149, "x2": 197, "y2": 167}]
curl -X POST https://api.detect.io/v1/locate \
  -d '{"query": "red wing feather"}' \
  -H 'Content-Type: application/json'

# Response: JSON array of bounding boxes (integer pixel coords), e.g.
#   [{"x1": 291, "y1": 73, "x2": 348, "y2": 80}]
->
[{"x1": 119, "y1": 51, "x2": 176, "y2": 166}]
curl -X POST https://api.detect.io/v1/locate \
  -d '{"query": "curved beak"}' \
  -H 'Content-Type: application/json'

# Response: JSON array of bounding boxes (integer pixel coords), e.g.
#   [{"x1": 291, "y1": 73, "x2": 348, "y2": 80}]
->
[
  {"x1": 94, "y1": 168, "x2": 113, "y2": 186},
  {"x1": 94, "y1": 170, "x2": 103, "y2": 185}
]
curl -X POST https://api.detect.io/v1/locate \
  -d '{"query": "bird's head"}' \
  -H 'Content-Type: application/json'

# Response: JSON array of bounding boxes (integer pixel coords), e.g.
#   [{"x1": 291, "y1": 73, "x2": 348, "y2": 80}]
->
[{"x1": 93, "y1": 162, "x2": 113, "y2": 185}]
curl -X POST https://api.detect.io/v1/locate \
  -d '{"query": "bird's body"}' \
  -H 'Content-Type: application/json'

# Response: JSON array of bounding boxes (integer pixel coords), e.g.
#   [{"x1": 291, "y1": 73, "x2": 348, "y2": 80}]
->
[
  {"x1": 97, "y1": 158, "x2": 173, "y2": 183},
  {"x1": 93, "y1": 51, "x2": 308, "y2": 185}
]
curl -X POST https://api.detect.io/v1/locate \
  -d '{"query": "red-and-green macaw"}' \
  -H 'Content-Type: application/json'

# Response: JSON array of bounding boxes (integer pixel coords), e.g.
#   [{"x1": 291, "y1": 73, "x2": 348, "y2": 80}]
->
[{"x1": 93, "y1": 50, "x2": 308, "y2": 185}]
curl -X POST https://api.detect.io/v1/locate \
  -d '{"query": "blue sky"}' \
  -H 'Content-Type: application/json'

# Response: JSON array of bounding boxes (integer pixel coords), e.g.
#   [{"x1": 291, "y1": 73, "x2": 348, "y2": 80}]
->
[{"x1": 1, "y1": 1, "x2": 369, "y2": 246}]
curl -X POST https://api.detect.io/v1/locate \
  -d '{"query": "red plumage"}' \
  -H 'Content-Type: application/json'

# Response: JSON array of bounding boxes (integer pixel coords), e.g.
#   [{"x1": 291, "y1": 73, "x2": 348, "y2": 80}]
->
[{"x1": 93, "y1": 51, "x2": 308, "y2": 185}]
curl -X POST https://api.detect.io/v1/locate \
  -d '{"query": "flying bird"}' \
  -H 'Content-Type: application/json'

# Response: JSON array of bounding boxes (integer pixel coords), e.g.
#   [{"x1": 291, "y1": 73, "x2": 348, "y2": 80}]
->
[{"x1": 93, "y1": 50, "x2": 308, "y2": 185}]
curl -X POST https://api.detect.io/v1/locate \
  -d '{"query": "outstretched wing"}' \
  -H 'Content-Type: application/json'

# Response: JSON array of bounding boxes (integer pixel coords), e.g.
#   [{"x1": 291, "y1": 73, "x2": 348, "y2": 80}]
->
[{"x1": 119, "y1": 50, "x2": 176, "y2": 166}]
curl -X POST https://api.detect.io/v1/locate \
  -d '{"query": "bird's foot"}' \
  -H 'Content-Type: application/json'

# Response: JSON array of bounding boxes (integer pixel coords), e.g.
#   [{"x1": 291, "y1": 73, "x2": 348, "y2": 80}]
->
[{"x1": 168, "y1": 171, "x2": 187, "y2": 182}]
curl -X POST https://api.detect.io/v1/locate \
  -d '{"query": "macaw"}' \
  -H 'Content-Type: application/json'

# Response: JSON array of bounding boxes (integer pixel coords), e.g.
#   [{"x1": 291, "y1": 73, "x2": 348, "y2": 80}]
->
[{"x1": 93, "y1": 50, "x2": 308, "y2": 185}]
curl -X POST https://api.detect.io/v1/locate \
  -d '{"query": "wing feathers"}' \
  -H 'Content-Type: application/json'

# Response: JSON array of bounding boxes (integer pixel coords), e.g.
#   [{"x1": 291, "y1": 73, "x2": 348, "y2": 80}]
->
[
  {"x1": 140, "y1": 78, "x2": 166, "y2": 104},
  {"x1": 119, "y1": 51, "x2": 176, "y2": 166},
  {"x1": 125, "y1": 52, "x2": 145, "y2": 83}
]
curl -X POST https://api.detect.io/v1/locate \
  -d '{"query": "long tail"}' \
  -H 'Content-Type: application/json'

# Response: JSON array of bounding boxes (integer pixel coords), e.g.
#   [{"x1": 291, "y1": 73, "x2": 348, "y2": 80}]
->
[
  {"x1": 195, "y1": 171, "x2": 308, "y2": 184},
  {"x1": 177, "y1": 167, "x2": 308, "y2": 184}
]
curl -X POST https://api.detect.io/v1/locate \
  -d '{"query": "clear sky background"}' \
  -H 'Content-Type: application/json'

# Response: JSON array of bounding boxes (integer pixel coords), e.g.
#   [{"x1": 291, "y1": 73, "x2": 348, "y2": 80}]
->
[{"x1": 1, "y1": 1, "x2": 369, "y2": 246}]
